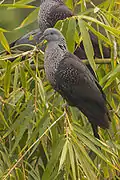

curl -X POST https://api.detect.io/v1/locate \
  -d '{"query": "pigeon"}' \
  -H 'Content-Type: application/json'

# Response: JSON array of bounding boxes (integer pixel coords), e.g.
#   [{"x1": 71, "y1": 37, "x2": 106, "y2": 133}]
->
[
  {"x1": 9, "y1": 0, "x2": 110, "y2": 60},
  {"x1": 42, "y1": 28, "x2": 111, "y2": 139},
  {"x1": 38, "y1": 0, "x2": 110, "y2": 59}
]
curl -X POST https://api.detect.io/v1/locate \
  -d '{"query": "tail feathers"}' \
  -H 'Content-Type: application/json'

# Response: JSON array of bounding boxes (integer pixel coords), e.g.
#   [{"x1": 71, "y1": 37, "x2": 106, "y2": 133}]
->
[
  {"x1": 89, "y1": 112, "x2": 110, "y2": 129},
  {"x1": 91, "y1": 123, "x2": 100, "y2": 139},
  {"x1": 100, "y1": 111, "x2": 111, "y2": 129},
  {"x1": 77, "y1": 101, "x2": 111, "y2": 129}
]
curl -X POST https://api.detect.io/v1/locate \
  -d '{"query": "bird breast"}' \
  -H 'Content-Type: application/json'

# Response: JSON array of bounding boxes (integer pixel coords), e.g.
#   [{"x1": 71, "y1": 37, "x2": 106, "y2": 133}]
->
[{"x1": 44, "y1": 44, "x2": 64, "y2": 87}]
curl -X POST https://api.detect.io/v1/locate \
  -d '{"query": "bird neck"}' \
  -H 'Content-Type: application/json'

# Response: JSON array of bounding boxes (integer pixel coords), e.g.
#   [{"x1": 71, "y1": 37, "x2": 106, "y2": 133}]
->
[
  {"x1": 39, "y1": 0, "x2": 62, "y2": 32},
  {"x1": 44, "y1": 40, "x2": 67, "y2": 88},
  {"x1": 47, "y1": 40, "x2": 68, "y2": 53},
  {"x1": 41, "y1": 0, "x2": 62, "y2": 3}
]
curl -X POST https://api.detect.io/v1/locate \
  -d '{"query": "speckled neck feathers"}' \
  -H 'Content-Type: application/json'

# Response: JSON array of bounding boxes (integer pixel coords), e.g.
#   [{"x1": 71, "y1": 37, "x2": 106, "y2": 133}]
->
[
  {"x1": 38, "y1": 0, "x2": 63, "y2": 32},
  {"x1": 44, "y1": 38, "x2": 68, "y2": 87},
  {"x1": 38, "y1": 0, "x2": 72, "y2": 32}
]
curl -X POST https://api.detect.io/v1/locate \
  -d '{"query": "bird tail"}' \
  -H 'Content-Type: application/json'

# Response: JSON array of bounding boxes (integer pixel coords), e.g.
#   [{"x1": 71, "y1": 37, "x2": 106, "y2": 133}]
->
[
  {"x1": 91, "y1": 123, "x2": 100, "y2": 139},
  {"x1": 92, "y1": 111, "x2": 111, "y2": 129}
]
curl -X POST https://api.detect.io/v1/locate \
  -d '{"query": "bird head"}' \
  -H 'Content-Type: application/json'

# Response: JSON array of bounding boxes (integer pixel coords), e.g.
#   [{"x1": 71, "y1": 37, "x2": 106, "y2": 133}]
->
[
  {"x1": 40, "y1": 0, "x2": 63, "y2": 5},
  {"x1": 40, "y1": 28, "x2": 66, "y2": 43}
]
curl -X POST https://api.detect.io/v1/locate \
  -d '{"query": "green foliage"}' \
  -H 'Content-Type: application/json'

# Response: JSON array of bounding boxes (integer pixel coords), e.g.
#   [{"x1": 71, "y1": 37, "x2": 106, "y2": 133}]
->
[{"x1": 0, "y1": 0, "x2": 120, "y2": 179}]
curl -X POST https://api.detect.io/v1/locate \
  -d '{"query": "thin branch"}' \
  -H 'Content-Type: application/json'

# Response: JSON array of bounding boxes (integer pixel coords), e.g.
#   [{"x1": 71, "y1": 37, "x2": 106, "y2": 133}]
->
[
  {"x1": 30, "y1": 58, "x2": 112, "y2": 71},
  {"x1": 83, "y1": 58, "x2": 111, "y2": 64},
  {"x1": 0, "y1": 58, "x2": 112, "y2": 74}
]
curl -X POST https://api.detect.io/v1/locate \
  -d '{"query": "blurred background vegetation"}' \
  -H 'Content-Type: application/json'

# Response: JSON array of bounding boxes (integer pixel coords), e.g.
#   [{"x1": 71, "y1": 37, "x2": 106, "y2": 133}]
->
[
  {"x1": 0, "y1": 0, "x2": 41, "y2": 50},
  {"x1": 0, "y1": 0, "x2": 120, "y2": 180}
]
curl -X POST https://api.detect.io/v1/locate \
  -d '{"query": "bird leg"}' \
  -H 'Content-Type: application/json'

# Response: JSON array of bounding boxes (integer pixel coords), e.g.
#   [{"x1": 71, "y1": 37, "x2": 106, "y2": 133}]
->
[
  {"x1": 89, "y1": 123, "x2": 101, "y2": 160},
  {"x1": 91, "y1": 123, "x2": 100, "y2": 139}
]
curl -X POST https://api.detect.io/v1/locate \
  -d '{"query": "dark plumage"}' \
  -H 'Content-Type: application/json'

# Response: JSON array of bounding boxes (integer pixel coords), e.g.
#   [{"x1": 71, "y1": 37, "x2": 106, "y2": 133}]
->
[
  {"x1": 38, "y1": 0, "x2": 73, "y2": 32},
  {"x1": 43, "y1": 28, "x2": 111, "y2": 139},
  {"x1": 10, "y1": 29, "x2": 43, "y2": 51}
]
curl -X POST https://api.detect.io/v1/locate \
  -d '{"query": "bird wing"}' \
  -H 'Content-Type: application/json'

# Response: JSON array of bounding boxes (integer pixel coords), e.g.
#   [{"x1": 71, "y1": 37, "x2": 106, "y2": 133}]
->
[
  {"x1": 47, "y1": 4, "x2": 73, "y2": 27},
  {"x1": 55, "y1": 52, "x2": 109, "y2": 127},
  {"x1": 55, "y1": 52, "x2": 104, "y2": 104},
  {"x1": 10, "y1": 29, "x2": 41, "y2": 48}
]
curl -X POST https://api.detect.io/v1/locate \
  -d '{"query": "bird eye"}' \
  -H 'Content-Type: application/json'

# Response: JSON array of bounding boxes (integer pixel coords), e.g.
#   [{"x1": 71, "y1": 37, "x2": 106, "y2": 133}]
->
[{"x1": 50, "y1": 32, "x2": 53, "y2": 35}]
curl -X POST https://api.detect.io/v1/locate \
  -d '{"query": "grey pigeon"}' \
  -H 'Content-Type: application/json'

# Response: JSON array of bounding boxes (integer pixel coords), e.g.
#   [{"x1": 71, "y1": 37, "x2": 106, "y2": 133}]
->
[
  {"x1": 38, "y1": 0, "x2": 110, "y2": 59},
  {"x1": 9, "y1": 0, "x2": 110, "y2": 61},
  {"x1": 42, "y1": 28, "x2": 111, "y2": 139}
]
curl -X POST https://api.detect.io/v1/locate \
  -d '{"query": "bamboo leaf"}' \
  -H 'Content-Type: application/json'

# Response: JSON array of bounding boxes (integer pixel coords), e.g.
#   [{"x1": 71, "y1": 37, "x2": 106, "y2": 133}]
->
[
  {"x1": 24, "y1": 61, "x2": 36, "y2": 79},
  {"x1": 65, "y1": 0, "x2": 73, "y2": 10},
  {"x1": 100, "y1": 64, "x2": 120, "y2": 87},
  {"x1": 73, "y1": 143, "x2": 97, "y2": 180},
  {"x1": 66, "y1": 18, "x2": 76, "y2": 53},
  {"x1": 15, "y1": 0, "x2": 35, "y2": 5},
  {"x1": 42, "y1": 137, "x2": 65, "y2": 180},
  {"x1": 0, "y1": 3, "x2": 35, "y2": 8},
  {"x1": 15, "y1": 168, "x2": 24, "y2": 180},
  {"x1": 20, "y1": 65, "x2": 26, "y2": 89},
  {"x1": 17, "y1": 8, "x2": 39, "y2": 29},
  {"x1": 78, "y1": 19, "x2": 96, "y2": 72},
  {"x1": 37, "y1": 77, "x2": 46, "y2": 104},
  {"x1": 86, "y1": 23, "x2": 112, "y2": 46},
  {"x1": 4, "y1": 61, "x2": 11, "y2": 98},
  {"x1": 10, "y1": 99, "x2": 34, "y2": 154},
  {"x1": 68, "y1": 141, "x2": 76, "y2": 180},
  {"x1": 59, "y1": 139, "x2": 68, "y2": 171},
  {"x1": 80, "y1": 15, "x2": 120, "y2": 36},
  {"x1": 0, "y1": 32, "x2": 10, "y2": 53},
  {"x1": 0, "y1": 111, "x2": 9, "y2": 128},
  {"x1": 0, "y1": 28, "x2": 8, "y2": 32}
]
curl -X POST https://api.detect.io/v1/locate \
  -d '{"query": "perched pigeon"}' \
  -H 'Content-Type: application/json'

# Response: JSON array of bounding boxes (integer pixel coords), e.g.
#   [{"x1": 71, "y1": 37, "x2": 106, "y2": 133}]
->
[
  {"x1": 38, "y1": 0, "x2": 110, "y2": 59},
  {"x1": 9, "y1": 0, "x2": 72, "y2": 52},
  {"x1": 10, "y1": 0, "x2": 110, "y2": 59},
  {"x1": 42, "y1": 28, "x2": 111, "y2": 139}
]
